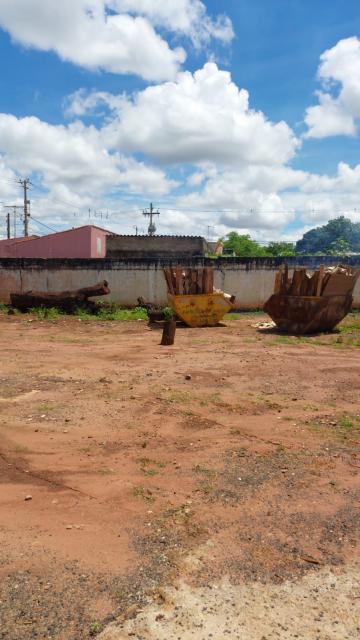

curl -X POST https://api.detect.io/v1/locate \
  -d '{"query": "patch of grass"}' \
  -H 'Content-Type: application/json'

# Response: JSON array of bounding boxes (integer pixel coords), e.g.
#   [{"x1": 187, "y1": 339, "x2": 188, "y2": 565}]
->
[
  {"x1": 98, "y1": 467, "x2": 116, "y2": 476},
  {"x1": 138, "y1": 457, "x2": 166, "y2": 476},
  {"x1": 75, "y1": 305, "x2": 148, "y2": 322},
  {"x1": 29, "y1": 306, "x2": 62, "y2": 320},
  {"x1": 276, "y1": 443, "x2": 288, "y2": 455},
  {"x1": 338, "y1": 312, "x2": 360, "y2": 334},
  {"x1": 224, "y1": 313, "x2": 241, "y2": 320},
  {"x1": 195, "y1": 474, "x2": 218, "y2": 495},
  {"x1": 90, "y1": 621, "x2": 100, "y2": 636},
  {"x1": 14, "y1": 444, "x2": 30, "y2": 453},
  {"x1": 131, "y1": 484, "x2": 155, "y2": 502},
  {"x1": 138, "y1": 457, "x2": 165, "y2": 468},
  {"x1": 269, "y1": 335, "x2": 304, "y2": 346},
  {"x1": 79, "y1": 446, "x2": 91, "y2": 454},
  {"x1": 0, "y1": 303, "x2": 8, "y2": 314},
  {"x1": 38, "y1": 403, "x2": 54, "y2": 412},
  {"x1": 306, "y1": 413, "x2": 360, "y2": 441},
  {"x1": 199, "y1": 392, "x2": 222, "y2": 407},
  {"x1": 339, "y1": 415, "x2": 355, "y2": 430},
  {"x1": 161, "y1": 389, "x2": 193, "y2": 405},
  {"x1": 193, "y1": 464, "x2": 217, "y2": 478}
]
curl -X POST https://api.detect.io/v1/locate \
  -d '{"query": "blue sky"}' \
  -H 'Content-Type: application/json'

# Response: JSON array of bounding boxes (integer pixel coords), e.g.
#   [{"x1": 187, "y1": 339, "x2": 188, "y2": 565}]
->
[{"x1": 0, "y1": 0, "x2": 359, "y2": 241}]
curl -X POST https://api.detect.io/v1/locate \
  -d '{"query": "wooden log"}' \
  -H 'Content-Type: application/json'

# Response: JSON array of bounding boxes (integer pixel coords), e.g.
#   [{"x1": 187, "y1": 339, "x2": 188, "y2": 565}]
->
[
  {"x1": 175, "y1": 267, "x2": 183, "y2": 294},
  {"x1": 197, "y1": 268, "x2": 204, "y2": 294},
  {"x1": 161, "y1": 319, "x2": 176, "y2": 345},
  {"x1": 308, "y1": 271, "x2": 319, "y2": 297},
  {"x1": 316, "y1": 265, "x2": 325, "y2": 296},
  {"x1": 300, "y1": 272, "x2": 311, "y2": 296},
  {"x1": 290, "y1": 269, "x2": 306, "y2": 296},
  {"x1": 184, "y1": 268, "x2": 192, "y2": 295},
  {"x1": 190, "y1": 269, "x2": 198, "y2": 294},
  {"x1": 163, "y1": 269, "x2": 174, "y2": 294},
  {"x1": 274, "y1": 270, "x2": 282, "y2": 295},
  {"x1": 202, "y1": 267, "x2": 214, "y2": 294},
  {"x1": 10, "y1": 281, "x2": 110, "y2": 311},
  {"x1": 76, "y1": 280, "x2": 110, "y2": 297}
]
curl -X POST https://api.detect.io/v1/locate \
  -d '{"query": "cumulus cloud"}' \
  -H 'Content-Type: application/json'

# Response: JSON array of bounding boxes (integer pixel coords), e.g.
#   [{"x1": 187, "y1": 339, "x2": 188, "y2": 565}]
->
[
  {"x1": 305, "y1": 37, "x2": 360, "y2": 138},
  {"x1": 92, "y1": 63, "x2": 299, "y2": 165},
  {"x1": 111, "y1": 0, "x2": 234, "y2": 47},
  {"x1": 0, "y1": 0, "x2": 186, "y2": 81},
  {"x1": 0, "y1": 113, "x2": 175, "y2": 198}
]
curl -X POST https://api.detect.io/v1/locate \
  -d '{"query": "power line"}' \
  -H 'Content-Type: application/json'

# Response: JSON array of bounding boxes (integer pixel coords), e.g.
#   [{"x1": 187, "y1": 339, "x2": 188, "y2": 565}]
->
[{"x1": 30, "y1": 216, "x2": 58, "y2": 233}]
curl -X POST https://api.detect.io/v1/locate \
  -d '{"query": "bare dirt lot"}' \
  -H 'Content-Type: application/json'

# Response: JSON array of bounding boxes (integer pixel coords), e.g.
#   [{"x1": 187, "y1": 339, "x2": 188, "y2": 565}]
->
[{"x1": 0, "y1": 311, "x2": 359, "y2": 639}]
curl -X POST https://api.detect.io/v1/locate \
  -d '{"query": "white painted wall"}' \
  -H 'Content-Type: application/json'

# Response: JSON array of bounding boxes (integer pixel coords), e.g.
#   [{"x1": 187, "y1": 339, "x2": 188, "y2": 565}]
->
[{"x1": 0, "y1": 261, "x2": 359, "y2": 308}]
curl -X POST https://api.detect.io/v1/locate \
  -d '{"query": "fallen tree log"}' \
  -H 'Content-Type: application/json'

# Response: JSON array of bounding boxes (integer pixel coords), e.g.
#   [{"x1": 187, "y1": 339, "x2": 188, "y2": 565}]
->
[{"x1": 10, "y1": 280, "x2": 110, "y2": 312}]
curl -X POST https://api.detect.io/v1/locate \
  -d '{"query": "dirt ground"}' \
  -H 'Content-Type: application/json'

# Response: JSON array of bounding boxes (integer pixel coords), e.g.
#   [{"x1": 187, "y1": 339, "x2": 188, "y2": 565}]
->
[{"x1": 0, "y1": 311, "x2": 359, "y2": 639}]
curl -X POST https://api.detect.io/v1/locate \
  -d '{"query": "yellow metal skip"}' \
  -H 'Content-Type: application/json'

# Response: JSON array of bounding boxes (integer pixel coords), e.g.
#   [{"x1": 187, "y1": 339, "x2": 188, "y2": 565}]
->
[{"x1": 168, "y1": 292, "x2": 234, "y2": 327}]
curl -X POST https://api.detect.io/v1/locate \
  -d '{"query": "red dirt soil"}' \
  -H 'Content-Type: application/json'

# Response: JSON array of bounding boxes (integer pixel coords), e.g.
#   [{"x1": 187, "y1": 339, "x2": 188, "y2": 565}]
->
[{"x1": 0, "y1": 312, "x2": 359, "y2": 639}]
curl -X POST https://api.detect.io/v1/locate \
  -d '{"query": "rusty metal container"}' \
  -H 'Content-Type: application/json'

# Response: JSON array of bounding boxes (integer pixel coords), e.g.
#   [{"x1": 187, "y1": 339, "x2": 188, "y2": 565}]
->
[{"x1": 264, "y1": 293, "x2": 353, "y2": 334}]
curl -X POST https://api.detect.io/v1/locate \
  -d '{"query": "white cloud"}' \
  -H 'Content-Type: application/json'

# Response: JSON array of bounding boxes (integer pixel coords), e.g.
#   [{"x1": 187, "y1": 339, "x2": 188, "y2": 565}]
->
[
  {"x1": 0, "y1": 159, "x2": 19, "y2": 200},
  {"x1": 98, "y1": 63, "x2": 299, "y2": 165},
  {"x1": 0, "y1": 113, "x2": 175, "y2": 199},
  {"x1": 305, "y1": 37, "x2": 360, "y2": 138},
  {"x1": 0, "y1": 0, "x2": 185, "y2": 81},
  {"x1": 64, "y1": 89, "x2": 126, "y2": 118},
  {"x1": 111, "y1": 0, "x2": 234, "y2": 47},
  {"x1": 176, "y1": 167, "x2": 298, "y2": 230}
]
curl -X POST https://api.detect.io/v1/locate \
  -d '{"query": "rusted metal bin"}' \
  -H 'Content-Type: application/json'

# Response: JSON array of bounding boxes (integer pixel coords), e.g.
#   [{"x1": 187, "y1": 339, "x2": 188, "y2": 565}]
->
[{"x1": 264, "y1": 293, "x2": 353, "y2": 335}]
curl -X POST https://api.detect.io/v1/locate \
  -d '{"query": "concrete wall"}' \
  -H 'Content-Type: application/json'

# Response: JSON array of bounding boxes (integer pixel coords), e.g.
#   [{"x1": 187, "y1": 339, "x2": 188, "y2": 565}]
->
[
  {"x1": 0, "y1": 256, "x2": 359, "y2": 308},
  {"x1": 106, "y1": 235, "x2": 208, "y2": 258}
]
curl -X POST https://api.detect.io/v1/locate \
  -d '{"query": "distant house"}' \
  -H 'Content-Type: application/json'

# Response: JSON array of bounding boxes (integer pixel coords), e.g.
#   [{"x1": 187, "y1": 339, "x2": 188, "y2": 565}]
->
[
  {"x1": 0, "y1": 236, "x2": 39, "y2": 258},
  {"x1": 106, "y1": 235, "x2": 210, "y2": 258},
  {"x1": 0, "y1": 226, "x2": 111, "y2": 258}
]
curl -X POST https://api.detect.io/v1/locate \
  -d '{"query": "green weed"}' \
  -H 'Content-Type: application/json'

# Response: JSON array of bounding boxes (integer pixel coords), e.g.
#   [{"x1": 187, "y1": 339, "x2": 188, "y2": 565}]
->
[
  {"x1": 0, "y1": 303, "x2": 8, "y2": 314},
  {"x1": 90, "y1": 621, "x2": 99, "y2": 636},
  {"x1": 38, "y1": 403, "x2": 54, "y2": 412},
  {"x1": 131, "y1": 485, "x2": 155, "y2": 502},
  {"x1": 138, "y1": 457, "x2": 165, "y2": 476},
  {"x1": 306, "y1": 413, "x2": 360, "y2": 441},
  {"x1": 75, "y1": 305, "x2": 148, "y2": 322},
  {"x1": 29, "y1": 306, "x2": 62, "y2": 320},
  {"x1": 193, "y1": 464, "x2": 217, "y2": 478},
  {"x1": 14, "y1": 444, "x2": 30, "y2": 453}
]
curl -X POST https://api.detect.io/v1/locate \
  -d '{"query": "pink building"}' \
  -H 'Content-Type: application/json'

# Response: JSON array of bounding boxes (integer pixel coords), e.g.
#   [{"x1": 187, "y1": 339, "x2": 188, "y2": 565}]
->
[{"x1": 0, "y1": 226, "x2": 111, "y2": 258}]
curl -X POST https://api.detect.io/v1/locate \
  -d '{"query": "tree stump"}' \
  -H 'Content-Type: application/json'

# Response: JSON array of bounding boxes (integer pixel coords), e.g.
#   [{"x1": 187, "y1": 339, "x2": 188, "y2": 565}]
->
[{"x1": 161, "y1": 319, "x2": 176, "y2": 345}]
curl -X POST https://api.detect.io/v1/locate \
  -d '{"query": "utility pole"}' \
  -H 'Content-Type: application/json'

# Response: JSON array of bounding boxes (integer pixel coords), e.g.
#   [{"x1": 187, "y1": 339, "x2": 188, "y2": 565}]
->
[
  {"x1": 6, "y1": 212, "x2": 10, "y2": 239},
  {"x1": 142, "y1": 203, "x2": 160, "y2": 236},
  {"x1": 17, "y1": 178, "x2": 31, "y2": 236},
  {"x1": 4, "y1": 205, "x2": 23, "y2": 238},
  {"x1": 206, "y1": 225, "x2": 215, "y2": 242}
]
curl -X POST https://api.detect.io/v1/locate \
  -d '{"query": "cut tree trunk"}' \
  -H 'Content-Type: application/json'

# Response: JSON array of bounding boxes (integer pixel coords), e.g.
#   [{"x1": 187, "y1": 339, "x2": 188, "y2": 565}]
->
[
  {"x1": 161, "y1": 319, "x2": 176, "y2": 345},
  {"x1": 10, "y1": 280, "x2": 110, "y2": 312}
]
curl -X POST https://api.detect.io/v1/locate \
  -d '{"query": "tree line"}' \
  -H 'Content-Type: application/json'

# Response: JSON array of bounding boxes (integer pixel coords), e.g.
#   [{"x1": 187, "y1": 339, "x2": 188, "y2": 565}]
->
[{"x1": 221, "y1": 216, "x2": 360, "y2": 257}]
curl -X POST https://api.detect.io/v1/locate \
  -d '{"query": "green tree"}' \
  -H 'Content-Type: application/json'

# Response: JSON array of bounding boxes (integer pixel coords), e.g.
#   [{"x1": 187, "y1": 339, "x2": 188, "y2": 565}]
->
[
  {"x1": 265, "y1": 241, "x2": 296, "y2": 257},
  {"x1": 223, "y1": 232, "x2": 268, "y2": 257},
  {"x1": 325, "y1": 238, "x2": 352, "y2": 256},
  {"x1": 296, "y1": 216, "x2": 360, "y2": 254}
]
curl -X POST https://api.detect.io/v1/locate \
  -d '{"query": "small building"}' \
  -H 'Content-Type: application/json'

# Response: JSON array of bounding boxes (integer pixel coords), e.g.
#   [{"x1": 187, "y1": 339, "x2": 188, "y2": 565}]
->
[
  {"x1": 0, "y1": 226, "x2": 111, "y2": 258},
  {"x1": 106, "y1": 235, "x2": 210, "y2": 259},
  {"x1": 0, "y1": 236, "x2": 39, "y2": 258}
]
